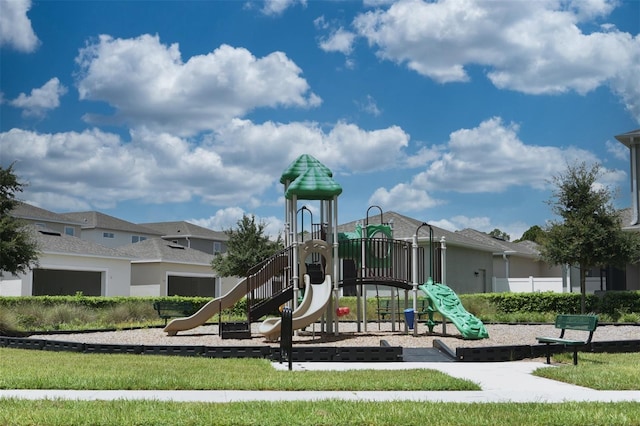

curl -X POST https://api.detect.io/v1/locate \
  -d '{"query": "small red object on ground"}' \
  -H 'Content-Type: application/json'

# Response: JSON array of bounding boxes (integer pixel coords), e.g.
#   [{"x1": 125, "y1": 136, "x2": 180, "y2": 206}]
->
[{"x1": 336, "y1": 307, "x2": 350, "y2": 317}]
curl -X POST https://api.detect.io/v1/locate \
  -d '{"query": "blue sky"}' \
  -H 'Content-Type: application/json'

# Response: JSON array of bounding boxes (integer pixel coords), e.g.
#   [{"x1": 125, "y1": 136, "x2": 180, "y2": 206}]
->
[{"x1": 1, "y1": 0, "x2": 639, "y2": 240}]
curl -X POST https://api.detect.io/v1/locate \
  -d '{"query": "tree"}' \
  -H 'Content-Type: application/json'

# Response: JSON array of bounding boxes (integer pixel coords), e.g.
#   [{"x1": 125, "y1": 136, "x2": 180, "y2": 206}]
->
[
  {"x1": 0, "y1": 163, "x2": 39, "y2": 275},
  {"x1": 516, "y1": 225, "x2": 546, "y2": 244},
  {"x1": 488, "y1": 228, "x2": 510, "y2": 241},
  {"x1": 540, "y1": 162, "x2": 640, "y2": 313},
  {"x1": 211, "y1": 214, "x2": 283, "y2": 277}
]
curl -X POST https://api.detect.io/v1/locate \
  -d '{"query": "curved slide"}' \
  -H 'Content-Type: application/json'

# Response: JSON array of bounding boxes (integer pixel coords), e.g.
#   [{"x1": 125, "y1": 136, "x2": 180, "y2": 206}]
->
[
  {"x1": 419, "y1": 282, "x2": 489, "y2": 340},
  {"x1": 164, "y1": 255, "x2": 288, "y2": 336},
  {"x1": 259, "y1": 274, "x2": 332, "y2": 341},
  {"x1": 163, "y1": 276, "x2": 251, "y2": 335}
]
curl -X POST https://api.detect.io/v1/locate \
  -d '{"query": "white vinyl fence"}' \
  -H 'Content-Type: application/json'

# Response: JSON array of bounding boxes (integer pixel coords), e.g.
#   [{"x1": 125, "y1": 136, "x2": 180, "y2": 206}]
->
[{"x1": 492, "y1": 276, "x2": 605, "y2": 294}]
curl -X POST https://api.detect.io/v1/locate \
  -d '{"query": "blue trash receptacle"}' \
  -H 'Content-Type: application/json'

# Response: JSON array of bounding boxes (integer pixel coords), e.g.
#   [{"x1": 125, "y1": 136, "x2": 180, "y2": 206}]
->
[{"x1": 404, "y1": 308, "x2": 415, "y2": 330}]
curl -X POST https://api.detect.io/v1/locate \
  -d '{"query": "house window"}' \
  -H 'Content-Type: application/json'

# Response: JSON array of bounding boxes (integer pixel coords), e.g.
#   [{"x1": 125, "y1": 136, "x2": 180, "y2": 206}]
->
[
  {"x1": 64, "y1": 227, "x2": 75, "y2": 236},
  {"x1": 103, "y1": 232, "x2": 115, "y2": 239},
  {"x1": 213, "y1": 241, "x2": 222, "y2": 255},
  {"x1": 132, "y1": 235, "x2": 147, "y2": 243}
]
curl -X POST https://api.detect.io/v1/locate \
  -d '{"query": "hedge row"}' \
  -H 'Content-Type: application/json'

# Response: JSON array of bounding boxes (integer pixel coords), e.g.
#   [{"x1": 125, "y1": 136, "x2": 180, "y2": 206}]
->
[
  {"x1": 460, "y1": 291, "x2": 640, "y2": 316},
  {"x1": 1, "y1": 291, "x2": 638, "y2": 317},
  {"x1": 0, "y1": 295, "x2": 248, "y2": 316}
]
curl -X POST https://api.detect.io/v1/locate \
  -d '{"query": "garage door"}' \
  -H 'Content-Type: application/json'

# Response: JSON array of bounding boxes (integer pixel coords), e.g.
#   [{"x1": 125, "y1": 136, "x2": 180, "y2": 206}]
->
[
  {"x1": 32, "y1": 269, "x2": 102, "y2": 296},
  {"x1": 168, "y1": 276, "x2": 216, "y2": 297}
]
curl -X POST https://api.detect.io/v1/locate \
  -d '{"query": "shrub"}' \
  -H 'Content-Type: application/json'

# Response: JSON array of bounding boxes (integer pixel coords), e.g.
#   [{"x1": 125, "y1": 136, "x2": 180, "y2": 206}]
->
[
  {"x1": 0, "y1": 308, "x2": 19, "y2": 335},
  {"x1": 101, "y1": 303, "x2": 156, "y2": 326},
  {"x1": 598, "y1": 291, "x2": 640, "y2": 318},
  {"x1": 44, "y1": 304, "x2": 97, "y2": 330},
  {"x1": 14, "y1": 302, "x2": 50, "y2": 329},
  {"x1": 459, "y1": 295, "x2": 496, "y2": 317},
  {"x1": 619, "y1": 312, "x2": 640, "y2": 323}
]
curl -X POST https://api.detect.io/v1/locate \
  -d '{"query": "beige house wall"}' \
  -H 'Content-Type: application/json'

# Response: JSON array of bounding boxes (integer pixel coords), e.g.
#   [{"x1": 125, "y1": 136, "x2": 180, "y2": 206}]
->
[
  {"x1": 130, "y1": 262, "x2": 217, "y2": 296},
  {"x1": 444, "y1": 245, "x2": 493, "y2": 294}
]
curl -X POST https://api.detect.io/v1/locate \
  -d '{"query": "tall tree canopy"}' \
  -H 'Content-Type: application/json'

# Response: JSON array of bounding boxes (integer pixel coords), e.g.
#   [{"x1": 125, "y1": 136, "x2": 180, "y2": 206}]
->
[
  {"x1": 0, "y1": 164, "x2": 39, "y2": 275},
  {"x1": 211, "y1": 214, "x2": 283, "y2": 277},
  {"x1": 540, "y1": 162, "x2": 640, "y2": 313},
  {"x1": 488, "y1": 228, "x2": 510, "y2": 241},
  {"x1": 516, "y1": 225, "x2": 546, "y2": 244}
]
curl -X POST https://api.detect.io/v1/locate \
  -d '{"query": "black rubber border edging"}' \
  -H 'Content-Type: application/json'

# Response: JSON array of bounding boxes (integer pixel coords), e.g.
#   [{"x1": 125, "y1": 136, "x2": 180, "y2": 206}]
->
[
  {"x1": 3, "y1": 335, "x2": 638, "y2": 363},
  {"x1": 0, "y1": 336, "x2": 403, "y2": 362},
  {"x1": 456, "y1": 340, "x2": 640, "y2": 362}
]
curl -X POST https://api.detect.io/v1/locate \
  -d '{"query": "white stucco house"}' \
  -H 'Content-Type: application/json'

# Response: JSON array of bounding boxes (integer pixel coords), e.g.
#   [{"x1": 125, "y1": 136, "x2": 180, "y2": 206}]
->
[
  {"x1": 0, "y1": 225, "x2": 133, "y2": 297},
  {"x1": 2, "y1": 203, "x2": 232, "y2": 297},
  {"x1": 118, "y1": 238, "x2": 236, "y2": 297}
]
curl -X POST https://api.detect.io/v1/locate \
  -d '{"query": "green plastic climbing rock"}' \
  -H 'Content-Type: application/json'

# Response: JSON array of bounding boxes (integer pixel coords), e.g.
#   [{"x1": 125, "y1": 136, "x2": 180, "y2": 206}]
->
[{"x1": 419, "y1": 281, "x2": 489, "y2": 340}]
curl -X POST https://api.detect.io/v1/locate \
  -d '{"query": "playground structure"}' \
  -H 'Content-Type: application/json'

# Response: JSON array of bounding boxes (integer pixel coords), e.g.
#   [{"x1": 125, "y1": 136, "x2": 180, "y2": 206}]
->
[{"x1": 164, "y1": 154, "x2": 488, "y2": 340}]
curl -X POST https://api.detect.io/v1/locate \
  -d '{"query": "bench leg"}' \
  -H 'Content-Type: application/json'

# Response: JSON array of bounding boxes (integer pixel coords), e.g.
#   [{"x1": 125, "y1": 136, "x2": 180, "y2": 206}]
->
[
  {"x1": 573, "y1": 348, "x2": 578, "y2": 366},
  {"x1": 545, "y1": 344, "x2": 551, "y2": 364}
]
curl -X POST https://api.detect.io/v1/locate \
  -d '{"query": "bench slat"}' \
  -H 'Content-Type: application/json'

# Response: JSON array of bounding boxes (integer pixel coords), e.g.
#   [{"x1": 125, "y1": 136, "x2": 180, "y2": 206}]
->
[{"x1": 555, "y1": 314, "x2": 598, "y2": 331}]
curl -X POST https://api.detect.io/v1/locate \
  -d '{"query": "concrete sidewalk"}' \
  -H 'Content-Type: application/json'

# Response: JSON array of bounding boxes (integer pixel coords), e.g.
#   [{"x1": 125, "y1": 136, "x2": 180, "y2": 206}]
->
[{"x1": 1, "y1": 361, "x2": 639, "y2": 403}]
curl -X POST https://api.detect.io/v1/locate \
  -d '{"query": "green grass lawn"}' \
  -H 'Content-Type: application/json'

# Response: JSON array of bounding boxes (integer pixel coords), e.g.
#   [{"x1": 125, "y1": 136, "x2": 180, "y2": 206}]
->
[
  {"x1": 534, "y1": 352, "x2": 640, "y2": 390},
  {"x1": 2, "y1": 348, "x2": 640, "y2": 425},
  {"x1": 0, "y1": 348, "x2": 477, "y2": 391},
  {"x1": 1, "y1": 400, "x2": 639, "y2": 426}
]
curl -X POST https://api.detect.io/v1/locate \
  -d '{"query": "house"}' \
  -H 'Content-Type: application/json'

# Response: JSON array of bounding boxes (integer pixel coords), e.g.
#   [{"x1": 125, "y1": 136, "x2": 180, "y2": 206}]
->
[
  {"x1": 606, "y1": 207, "x2": 640, "y2": 290},
  {"x1": 11, "y1": 202, "x2": 84, "y2": 237},
  {"x1": 140, "y1": 221, "x2": 228, "y2": 255},
  {"x1": 0, "y1": 224, "x2": 132, "y2": 297},
  {"x1": 63, "y1": 211, "x2": 162, "y2": 248},
  {"x1": 3, "y1": 203, "x2": 232, "y2": 297},
  {"x1": 454, "y1": 228, "x2": 569, "y2": 292},
  {"x1": 614, "y1": 129, "x2": 640, "y2": 290},
  {"x1": 119, "y1": 238, "x2": 235, "y2": 297},
  {"x1": 455, "y1": 228, "x2": 557, "y2": 278}
]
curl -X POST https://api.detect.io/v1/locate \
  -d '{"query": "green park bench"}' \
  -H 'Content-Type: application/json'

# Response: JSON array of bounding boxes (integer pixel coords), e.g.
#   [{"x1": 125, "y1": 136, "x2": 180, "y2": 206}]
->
[
  {"x1": 152, "y1": 301, "x2": 195, "y2": 326},
  {"x1": 536, "y1": 314, "x2": 598, "y2": 365}
]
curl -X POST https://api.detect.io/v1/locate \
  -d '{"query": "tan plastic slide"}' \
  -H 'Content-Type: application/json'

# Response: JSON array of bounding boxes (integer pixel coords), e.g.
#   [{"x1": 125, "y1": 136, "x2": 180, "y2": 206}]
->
[
  {"x1": 259, "y1": 274, "x2": 333, "y2": 341},
  {"x1": 164, "y1": 255, "x2": 289, "y2": 336},
  {"x1": 163, "y1": 277, "x2": 251, "y2": 335}
]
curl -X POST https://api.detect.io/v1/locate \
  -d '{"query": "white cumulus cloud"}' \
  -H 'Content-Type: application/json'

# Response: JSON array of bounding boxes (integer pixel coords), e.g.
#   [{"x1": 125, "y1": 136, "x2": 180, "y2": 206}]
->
[
  {"x1": 319, "y1": 27, "x2": 356, "y2": 54},
  {"x1": 367, "y1": 116, "x2": 627, "y2": 218},
  {"x1": 190, "y1": 207, "x2": 284, "y2": 240},
  {"x1": 75, "y1": 34, "x2": 321, "y2": 135},
  {"x1": 352, "y1": 0, "x2": 640, "y2": 122},
  {"x1": 260, "y1": 0, "x2": 306, "y2": 16},
  {"x1": 10, "y1": 77, "x2": 67, "y2": 117},
  {"x1": 0, "y1": 0, "x2": 39, "y2": 52},
  {"x1": 1, "y1": 117, "x2": 412, "y2": 213},
  {"x1": 412, "y1": 117, "x2": 605, "y2": 193},
  {"x1": 369, "y1": 183, "x2": 443, "y2": 212}
]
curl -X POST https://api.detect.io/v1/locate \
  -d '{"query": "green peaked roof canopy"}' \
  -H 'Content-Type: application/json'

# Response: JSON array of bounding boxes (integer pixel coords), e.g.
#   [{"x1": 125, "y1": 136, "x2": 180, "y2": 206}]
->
[
  {"x1": 280, "y1": 154, "x2": 333, "y2": 184},
  {"x1": 285, "y1": 167, "x2": 342, "y2": 200}
]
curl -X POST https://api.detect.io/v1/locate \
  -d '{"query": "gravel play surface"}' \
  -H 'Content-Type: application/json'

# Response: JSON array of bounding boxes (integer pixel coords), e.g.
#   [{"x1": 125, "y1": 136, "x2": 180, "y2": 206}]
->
[{"x1": 30, "y1": 322, "x2": 640, "y2": 352}]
